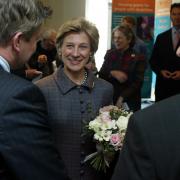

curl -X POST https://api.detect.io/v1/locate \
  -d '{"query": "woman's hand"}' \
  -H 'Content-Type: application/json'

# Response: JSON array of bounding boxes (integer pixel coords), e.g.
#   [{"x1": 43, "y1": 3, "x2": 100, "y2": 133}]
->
[
  {"x1": 116, "y1": 96, "x2": 124, "y2": 108},
  {"x1": 110, "y1": 70, "x2": 128, "y2": 83}
]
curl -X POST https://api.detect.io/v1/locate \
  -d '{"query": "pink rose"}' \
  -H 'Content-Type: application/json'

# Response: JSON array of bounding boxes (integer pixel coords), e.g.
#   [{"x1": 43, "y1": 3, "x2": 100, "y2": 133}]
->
[
  {"x1": 100, "y1": 112, "x2": 111, "y2": 122},
  {"x1": 99, "y1": 105, "x2": 118, "y2": 114},
  {"x1": 110, "y1": 133, "x2": 121, "y2": 147}
]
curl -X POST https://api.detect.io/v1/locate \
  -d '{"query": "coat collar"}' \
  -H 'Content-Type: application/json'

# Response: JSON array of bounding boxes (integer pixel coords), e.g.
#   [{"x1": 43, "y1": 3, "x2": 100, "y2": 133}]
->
[{"x1": 53, "y1": 67, "x2": 95, "y2": 94}]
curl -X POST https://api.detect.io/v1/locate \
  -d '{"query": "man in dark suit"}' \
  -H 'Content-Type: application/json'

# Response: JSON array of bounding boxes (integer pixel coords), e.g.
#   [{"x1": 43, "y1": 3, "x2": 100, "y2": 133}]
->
[
  {"x1": 111, "y1": 94, "x2": 180, "y2": 180},
  {"x1": 0, "y1": 0, "x2": 69, "y2": 179},
  {"x1": 150, "y1": 3, "x2": 180, "y2": 102}
]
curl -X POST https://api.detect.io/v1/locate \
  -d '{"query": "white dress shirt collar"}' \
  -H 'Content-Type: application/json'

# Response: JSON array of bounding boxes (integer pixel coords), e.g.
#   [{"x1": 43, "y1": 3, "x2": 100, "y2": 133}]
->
[{"x1": 0, "y1": 55, "x2": 10, "y2": 72}]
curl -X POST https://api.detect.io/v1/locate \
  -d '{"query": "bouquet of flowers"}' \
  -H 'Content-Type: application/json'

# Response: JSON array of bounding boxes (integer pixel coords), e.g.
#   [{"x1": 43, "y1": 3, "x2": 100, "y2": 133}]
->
[{"x1": 84, "y1": 105, "x2": 132, "y2": 173}]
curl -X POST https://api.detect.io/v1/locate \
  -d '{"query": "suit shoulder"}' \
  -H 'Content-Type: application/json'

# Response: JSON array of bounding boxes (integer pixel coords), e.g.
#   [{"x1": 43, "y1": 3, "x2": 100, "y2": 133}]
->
[
  {"x1": 2, "y1": 72, "x2": 37, "y2": 92},
  {"x1": 35, "y1": 74, "x2": 54, "y2": 88},
  {"x1": 156, "y1": 29, "x2": 171, "y2": 39},
  {"x1": 96, "y1": 77, "x2": 113, "y2": 90},
  {"x1": 133, "y1": 94, "x2": 180, "y2": 125},
  {"x1": 105, "y1": 49, "x2": 117, "y2": 55},
  {"x1": 0, "y1": 72, "x2": 46, "y2": 109}
]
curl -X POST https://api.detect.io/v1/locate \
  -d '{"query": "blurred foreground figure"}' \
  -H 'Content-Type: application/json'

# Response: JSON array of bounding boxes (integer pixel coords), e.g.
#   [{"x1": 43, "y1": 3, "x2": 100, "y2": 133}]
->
[
  {"x1": 0, "y1": 0, "x2": 69, "y2": 179},
  {"x1": 111, "y1": 94, "x2": 180, "y2": 180}
]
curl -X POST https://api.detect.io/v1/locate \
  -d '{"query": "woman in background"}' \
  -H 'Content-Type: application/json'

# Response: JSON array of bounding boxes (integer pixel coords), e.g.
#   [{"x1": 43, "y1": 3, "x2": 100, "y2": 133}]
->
[
  {"x1": 99, "y1": 25, "x2": 146, "y2": 112},
  {"x1": 36, "y1": 17, "x2": 113, "y2": 180}
]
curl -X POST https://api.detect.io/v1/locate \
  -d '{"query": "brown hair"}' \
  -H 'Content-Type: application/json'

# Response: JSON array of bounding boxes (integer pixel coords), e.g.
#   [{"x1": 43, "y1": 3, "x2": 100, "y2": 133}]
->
[{"x1": 122, "y1": 16, "x2": 136, "y2": 26}]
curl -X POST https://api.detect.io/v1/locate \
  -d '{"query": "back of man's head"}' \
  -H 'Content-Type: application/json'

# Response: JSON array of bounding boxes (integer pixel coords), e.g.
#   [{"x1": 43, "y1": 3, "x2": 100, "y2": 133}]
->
[{"x1": 0, "y1": 0, "x2": 52, "y2": 46}]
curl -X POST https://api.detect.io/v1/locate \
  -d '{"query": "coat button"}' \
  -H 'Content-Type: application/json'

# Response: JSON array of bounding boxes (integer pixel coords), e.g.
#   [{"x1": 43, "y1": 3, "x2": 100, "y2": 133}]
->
[
  {"x1": 79, "y1": 88, "x2": 83, "y2": 94},
  {"x1": 80, "y1": 170, "x2": 84, "y2": 175}
]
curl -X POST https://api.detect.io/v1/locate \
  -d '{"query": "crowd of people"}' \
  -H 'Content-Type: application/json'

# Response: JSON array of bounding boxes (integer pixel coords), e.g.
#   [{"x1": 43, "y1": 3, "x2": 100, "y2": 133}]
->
[{"x1": 0, "y1": 0, "x2": 180, "y2": 180}]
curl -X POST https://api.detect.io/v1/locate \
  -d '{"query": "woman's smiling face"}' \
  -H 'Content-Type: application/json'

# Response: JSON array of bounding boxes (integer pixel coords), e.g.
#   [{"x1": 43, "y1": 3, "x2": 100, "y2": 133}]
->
[
  {"x1": 60, "y1": 31, "x2": 91, "y2": 73},
  {"x1": 113, "y1": 30, "x2": 131, "y2": 51}
]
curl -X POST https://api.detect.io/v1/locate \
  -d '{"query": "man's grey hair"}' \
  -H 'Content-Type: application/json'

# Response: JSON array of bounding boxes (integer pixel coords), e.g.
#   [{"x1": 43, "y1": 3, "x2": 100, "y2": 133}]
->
[
  {"x1": 41, "y1": 29, "x2": 57, "y2": 40},
  {"x1": 0, "y1": 0, "x2": 52, "y2": 46}
]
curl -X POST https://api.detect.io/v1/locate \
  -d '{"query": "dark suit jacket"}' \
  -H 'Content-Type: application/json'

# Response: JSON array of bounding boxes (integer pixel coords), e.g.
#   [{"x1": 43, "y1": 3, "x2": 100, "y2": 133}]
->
[
  {"x1": 149, "y1": 29, "x2": 180, "y2": 101},
  {"x1": 111, "y1": 94, "x2": 180, "y2": 180},
  {"x1": 0, "y1": 66, "x2": 69, "y2": 180}
]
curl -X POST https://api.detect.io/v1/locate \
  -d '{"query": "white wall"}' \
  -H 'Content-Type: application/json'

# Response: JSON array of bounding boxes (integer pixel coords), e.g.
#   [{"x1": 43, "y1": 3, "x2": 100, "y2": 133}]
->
[
  {"x1": 44, "y1": 0, "x2": 85, "y2": 30},
  {"x1": 85, "y1": 0, "x2": 112, "y2": 70}
]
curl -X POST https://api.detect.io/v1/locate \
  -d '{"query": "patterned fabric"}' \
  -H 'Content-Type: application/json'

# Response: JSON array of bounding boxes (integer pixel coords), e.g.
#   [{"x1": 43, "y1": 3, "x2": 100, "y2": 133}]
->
[
  {"x1": 36, "y1": 67, "x2": 113, "y2": 180},
  {"x1": 99, "y1": 48, "x2": 146, "y2": 112}
]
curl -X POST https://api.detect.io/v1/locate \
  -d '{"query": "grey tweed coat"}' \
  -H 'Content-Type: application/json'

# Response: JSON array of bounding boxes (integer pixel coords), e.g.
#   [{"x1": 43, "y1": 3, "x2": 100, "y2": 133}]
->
[{"x1": 36, "y1": 67, "x2": 113, "y2": 180}]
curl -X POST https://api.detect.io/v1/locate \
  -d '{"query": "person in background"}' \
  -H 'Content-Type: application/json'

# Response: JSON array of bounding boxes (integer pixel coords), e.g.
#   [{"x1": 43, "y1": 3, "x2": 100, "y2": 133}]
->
[
  {"x1": 11, "y1": 63, "x2": 43, "y2": 81},
  {"x1": 36, "y1": 17, "x2": 113, "y2": 180},
  {"x1": 0, "y1": 0, "x2": 69, "y2": 179},
  {"x1": 111, "y1": 93, "x2": 180, "y2": 180},
  {"x1": 136, "y1": 16, "x2": 154, "y2": 42},
  {"x1": 12, "y1": 28, "x2": 60, "y2": 80},
  {"x1": 121, "y1": 16, "x2": 148, "y2": 59},
  {"x1": 149, "y1": 3, "x2": 180, "y2": 102},
  {"x1": 28, "y1": 28, "x2": 60, "y2": 77},
  {"x1": 99, "y1": 25, "x2": 146, "y2": 112}
]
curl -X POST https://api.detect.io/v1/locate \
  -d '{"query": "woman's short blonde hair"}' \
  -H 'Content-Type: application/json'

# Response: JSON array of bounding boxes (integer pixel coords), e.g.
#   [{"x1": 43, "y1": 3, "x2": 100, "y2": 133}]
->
[{"x1": 56, "y1": 17, "x2": 99, "y2": 55}]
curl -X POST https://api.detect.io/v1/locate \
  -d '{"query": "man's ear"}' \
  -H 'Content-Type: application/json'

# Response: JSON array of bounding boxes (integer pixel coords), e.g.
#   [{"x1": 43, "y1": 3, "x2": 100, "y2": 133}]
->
[{"x1": 11, "y1": 32, "x2": 23, "y2": 53}]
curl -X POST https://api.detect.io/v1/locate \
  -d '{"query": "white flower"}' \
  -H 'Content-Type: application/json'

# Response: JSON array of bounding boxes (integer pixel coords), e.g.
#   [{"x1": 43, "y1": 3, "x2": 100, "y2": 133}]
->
[
  {"x1": 94, "y1": 133, "x2": 103, "y2": 141},
  {"x1": 94, "y1": 130, "x2": 112, "y2": 142},
  {"x1": 89, "y1": 117, "x2": 101, "y2": 132},
  {"x1": 101, "y1": 120, "x2": 117, "y2": 131},
  {"x1": 102, "y1": 130, "x2": 112, "y2": 141},
  {"x1": 116, "y1": 112, "x2": 132, "y2": 131}
]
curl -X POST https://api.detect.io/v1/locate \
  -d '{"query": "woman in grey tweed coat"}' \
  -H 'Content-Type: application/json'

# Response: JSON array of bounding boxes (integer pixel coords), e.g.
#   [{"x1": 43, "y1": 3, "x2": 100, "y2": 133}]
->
[{"x1": 36, "y1": 17, "x2": 113, "y2": 180}]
